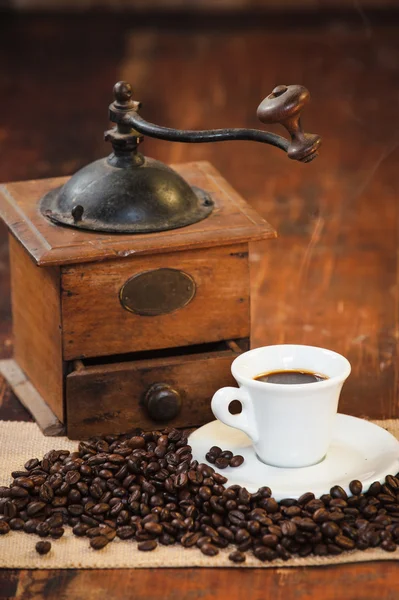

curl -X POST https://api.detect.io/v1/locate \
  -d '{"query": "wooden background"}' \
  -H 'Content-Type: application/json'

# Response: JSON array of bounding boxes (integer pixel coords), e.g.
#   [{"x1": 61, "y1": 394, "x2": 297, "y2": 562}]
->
[
  {"x1": 1, "y1": 11, "x2": 399, "y2": 599},
  {"x1": 1, "y1": 12, "x2": 399, "y2": 420},
  {"x1": 4, "y1": 1, "x2": 399, "y2": 12}
]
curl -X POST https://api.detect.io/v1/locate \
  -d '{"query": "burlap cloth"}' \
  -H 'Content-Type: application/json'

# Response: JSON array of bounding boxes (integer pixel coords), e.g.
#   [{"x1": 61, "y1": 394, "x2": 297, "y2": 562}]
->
[{"x1": 1, "y1": 419, "x2": 399, "y2": 569}]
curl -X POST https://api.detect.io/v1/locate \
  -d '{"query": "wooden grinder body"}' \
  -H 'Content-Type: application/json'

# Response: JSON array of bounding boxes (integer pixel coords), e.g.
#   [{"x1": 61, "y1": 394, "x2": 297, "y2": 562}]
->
[{"x1": 0, "y1": 161, "x2": 275, "y2": 438}]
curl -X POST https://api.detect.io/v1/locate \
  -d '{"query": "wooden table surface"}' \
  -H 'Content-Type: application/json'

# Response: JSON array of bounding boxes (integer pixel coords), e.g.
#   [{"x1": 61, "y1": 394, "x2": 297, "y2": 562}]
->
[{"x1": 1, "y1": 11, "x2": 399, "y2": 599}]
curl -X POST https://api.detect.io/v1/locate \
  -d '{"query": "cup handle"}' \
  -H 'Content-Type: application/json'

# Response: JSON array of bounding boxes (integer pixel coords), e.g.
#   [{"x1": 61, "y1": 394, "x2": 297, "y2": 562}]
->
[{"x1": 211, "y1": 387, "x2": 259, "y2": 444}]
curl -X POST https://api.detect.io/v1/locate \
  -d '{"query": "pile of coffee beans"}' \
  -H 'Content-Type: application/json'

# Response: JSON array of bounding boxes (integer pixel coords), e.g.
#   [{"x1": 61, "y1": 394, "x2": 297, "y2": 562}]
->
[
  {"x1": 1, "y1": 427, "x2": 399, "y2": 563},
  {"x1": 205, "y1": 446, "x2": 244, "y2": 469}
]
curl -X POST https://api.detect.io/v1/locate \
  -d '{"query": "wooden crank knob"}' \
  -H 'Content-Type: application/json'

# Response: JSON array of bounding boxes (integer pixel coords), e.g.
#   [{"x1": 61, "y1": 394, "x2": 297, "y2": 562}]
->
[
  {"x1": 257, "y1": 85, "x2": 321, "y2": 162},
  {"x1": 143, "y1": 383, "x2": 182, "y2": 422}
]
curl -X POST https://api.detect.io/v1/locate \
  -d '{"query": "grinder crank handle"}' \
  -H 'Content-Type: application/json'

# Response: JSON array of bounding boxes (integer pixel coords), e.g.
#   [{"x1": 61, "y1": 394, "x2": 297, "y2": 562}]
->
[
  {"x1": 110, "y1": 81, "x2": 321, "y2": 163},
  {"x1": 257, "y1": 85, "x2": 321, "y2": 163}
]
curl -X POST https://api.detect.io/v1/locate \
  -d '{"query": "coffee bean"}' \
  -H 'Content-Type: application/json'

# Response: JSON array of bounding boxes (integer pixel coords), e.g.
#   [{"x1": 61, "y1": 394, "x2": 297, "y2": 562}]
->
[
  {"x1": 262, "y1": 534, "x2": 279, "y2": 548},
  {"x1": 329, "y1": 511, "x2": 345, "y2": 522},
  {"x1": 212, "y1": 473, "x2": 228, "y2": 485},
  {"x1": 199, "y1": 486, "x2": 212, "y2": 501},
  {"x1": 10, "y1": 486, "x2": 28, "y2": 499},
  {"x1": 321, "y1": 521, "x2": 340, "y2": 538},
  {"x1": 253, "y1": 545, "x2": 277, "y2": 561},
  {"x1": 313, "y1": 508, "x2": 330, "y2": 523},
  {"x1": 378, "y1": 494, "x2": 395, "y2": 504},
  {"x1": 281, "y1": 506, "x2": 298, "y2": 518},
  {"x1": 297, "y1": 517, "x2": 318, "y2": 532},
  {"x1": 319, "y1": 494, "x2": 331, "y2": 506},
  {"x1": 238, "y1": 488, "x2": 251, "y2": 505},
  {"x1": 202, "y1": 525, "x2": 219, "y2": 540},
  {"x1": 4, "y1": 501, "x2": 17, "y2": 519},
  {"x1": 363, "y1": 504, "x2": 378, "y2": 518},
  {"x1": 25, "y1": 459, "x2": 40, "y2": 471},
  {"x1": 90, "y1": 535, "x2": 109, "y2": 550},
  {"x1": 128, "y1": 436, "x2": 146, "y2": 449},
  {"x1": 0, "y1": 521, "x2": 10, "y2": 534},
  {"x1": 174, "y1": 473, "x2": 188, "y2": 488},
  {"x1": 298, "y1": 543, "x2": 313, "y2": 557},
  {"x1": 73, "y1": 523, "x2": 90, "y2": 537},
  {"x1": 262, "y1": 498, "x2": 279, "y2": 514},
  {"x1": 326, "y1": 543, "x2": 342, "y2": 555},
  {"x1": 298, "y1": 492, "x2": 315, "y2": 506},
  {"x1": 219, "y1": 451, "x2": 233, "y2": 460},
  {"x1": 200, "y1": 542, "x2": 218, "y2": 556},
  {"x1": 116, "y1": 526, "x2": 135, "y2": 539},
  {"x1": 181, "y1": 532, "x2": 201, "y2": 547},
  {"x1": 197, "y1": 464, "x2": 214, "y2": 477},
  {"x1": 228, "y1": 510, "x2": 245, "y2": 525},
  {"x1": 229, "y1": 550, "x2": 246, "y2": 563},
  {"x1": 305, "y1": 499, "x2": 324, "y2": 512},
  {"x1": 330, "y1": 486, "x2": 347, "y2": 500},
  {"x1": 209, "y1": 446, "x2": 222, "y2": 457},
  {"x1": 313, "y1": 543, "x2": 328, "y2": 556},
  {"x1": 0, "y1": 486, "x2": 11, "y2": 498},
  {"x1": 386, "y1": 475, "x2": 399, "y2": 490},
  {"x1": 230, "y1": 455, "x2": 244, "y2": 468},
  {"x1": 138, "y1": 540, "x2": 158, "y2": 551},
  {"x1": 92, "y1": 503, "x2": 110, "y2": 515},
  {"x1": 23, "y1": 519, "x2": 38, "y2": 534},
  {"x1": 330, "y1": 498, "x2": 347, "y2": 509},
  {"x1": 381, "y1": 539, "x2": 397, "y2": 552},
  {"x1": 281, "y1": 521, "x2": 297, "y2": 537},
  {"x1": 275, "y1": 543, "x2": 290, "y2": 560},
  {"x1": 235, "y1": 528, "x2": 250, "y2": 544},
  {"x1": 216, "y1": 526, "x2": 234, "y2": 542},
  {"x1": 364, "y1": 530, "x2": 380, "y2": 547},
  {"x1": 196, "y1": 535, "x2": 212, "y2": 548},
  {"x1": 68, "y1": 504, "x2": 84, "y2": 516},
  {"x1": 50, "y1": 527, "x2": 65, "y2": 539},
  {"x1": 335, "y1": 535, "x2": 355, "y2": 550},
  {"x1": 144, "y1": 521, "x2": 163, "y2": 535},
  {"x1": 214, "y1": 457, "x2": 229, "y2": 470},
  {"x1": 65, "y1": 471, "x2": 81, "y2": 485},
  {"x1": 13, "y1": 477, "x2": 34, "y2": 490},
  {"x1": 247, "y1": 520, "x2": 261, "y2": 536},
  {"x1": 349, "y1": 480, "x2": 362, "y2": 495},
  {"x1": 27, "y1": 501, "x2": 46, "y2": 517},
  {"x1": 47, "y1": 513, "x2": 64, "y2": 528},
  {"x1": 34, "y1": 522, "x2": 50, "y2": 537},
  {"x1": 187, "y1": 470, "x2": 203, "y2": 485},
  {"x1": 367, "y1": 482, "x2": 382, "y2": 496},
  {"x1": 35, "y1": 541, "x2": 51, "y2": 555},
  {"x1": 236, "y1": 537, "x2": 252, "y2": 552}
]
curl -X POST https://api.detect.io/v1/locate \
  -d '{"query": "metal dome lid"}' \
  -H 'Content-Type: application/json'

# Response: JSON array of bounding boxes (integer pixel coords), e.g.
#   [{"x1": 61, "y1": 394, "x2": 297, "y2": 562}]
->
[{"x1": 41, "y1": 155, "x2": 212, "y2": 234}]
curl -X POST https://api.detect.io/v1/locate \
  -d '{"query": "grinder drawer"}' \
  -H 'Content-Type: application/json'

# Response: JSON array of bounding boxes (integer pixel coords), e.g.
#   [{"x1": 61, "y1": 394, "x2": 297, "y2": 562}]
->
[{"x1": 66, "y1": 339, "x2": 248, "y2": 439}]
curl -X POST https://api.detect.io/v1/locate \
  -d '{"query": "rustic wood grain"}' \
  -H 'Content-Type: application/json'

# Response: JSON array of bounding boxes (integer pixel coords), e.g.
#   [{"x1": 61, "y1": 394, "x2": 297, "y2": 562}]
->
[
  {"x1": 9, "y1": 0, "x2": 399, "y2": 11},
  {"x1": 0, "y1": 359, "x2": 65, "y2": 435},
  {"x1": 9, "y1": 236, "x2": 64, "y2": 421},
  {"x1": 0, "y1": 162, "x2": 275, "y2": 266},
  {"x1": 61, "y1": 243, "x2": 250, "y2": 360},
  {"x1": 1, "y1": 11, "x2": 399, "y2": 599},
  {"x1": 3, "y1": 562, "x2": 399, "y2": 600},
  {"x1": 66, "y1": 342, "x2": 241, "y2": 438}
]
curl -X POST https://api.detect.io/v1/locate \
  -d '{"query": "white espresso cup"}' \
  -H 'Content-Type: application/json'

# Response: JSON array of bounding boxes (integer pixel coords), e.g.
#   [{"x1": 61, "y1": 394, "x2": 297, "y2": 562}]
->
[{"x1": 211, "y1": 344, "x2": 351, "y2": 468}]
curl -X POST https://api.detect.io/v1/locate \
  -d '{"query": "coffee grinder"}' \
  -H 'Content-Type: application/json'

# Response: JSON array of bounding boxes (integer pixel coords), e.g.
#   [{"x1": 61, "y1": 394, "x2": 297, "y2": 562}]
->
[{"x1": 0, "y1": 81, "x2": 320, "y2": 438}]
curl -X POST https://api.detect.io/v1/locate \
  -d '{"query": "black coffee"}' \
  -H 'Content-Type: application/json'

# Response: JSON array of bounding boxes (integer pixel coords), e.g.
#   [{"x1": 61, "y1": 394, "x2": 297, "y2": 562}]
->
[{"x1": 254, "y1": 369, "x2": 328, "y2": 384}]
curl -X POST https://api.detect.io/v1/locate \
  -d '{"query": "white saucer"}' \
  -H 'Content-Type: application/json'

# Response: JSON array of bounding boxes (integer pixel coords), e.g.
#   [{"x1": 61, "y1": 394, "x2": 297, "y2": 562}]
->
[{"x1": 188, "y1": 414, "x2": 399, "y2": 501}]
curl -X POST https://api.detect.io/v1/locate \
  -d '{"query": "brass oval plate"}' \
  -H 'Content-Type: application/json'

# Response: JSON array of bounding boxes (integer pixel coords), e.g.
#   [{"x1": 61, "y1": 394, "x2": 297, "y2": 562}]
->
[{"x1": 120, "y1": 268, "x2": 196, "y2": 316}]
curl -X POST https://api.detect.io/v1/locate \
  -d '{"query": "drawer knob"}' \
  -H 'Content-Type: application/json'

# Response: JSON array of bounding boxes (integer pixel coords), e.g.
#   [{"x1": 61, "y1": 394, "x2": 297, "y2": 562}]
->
[{"x1": 143, "y1": 383, "x2": 182, "y2": 422}]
